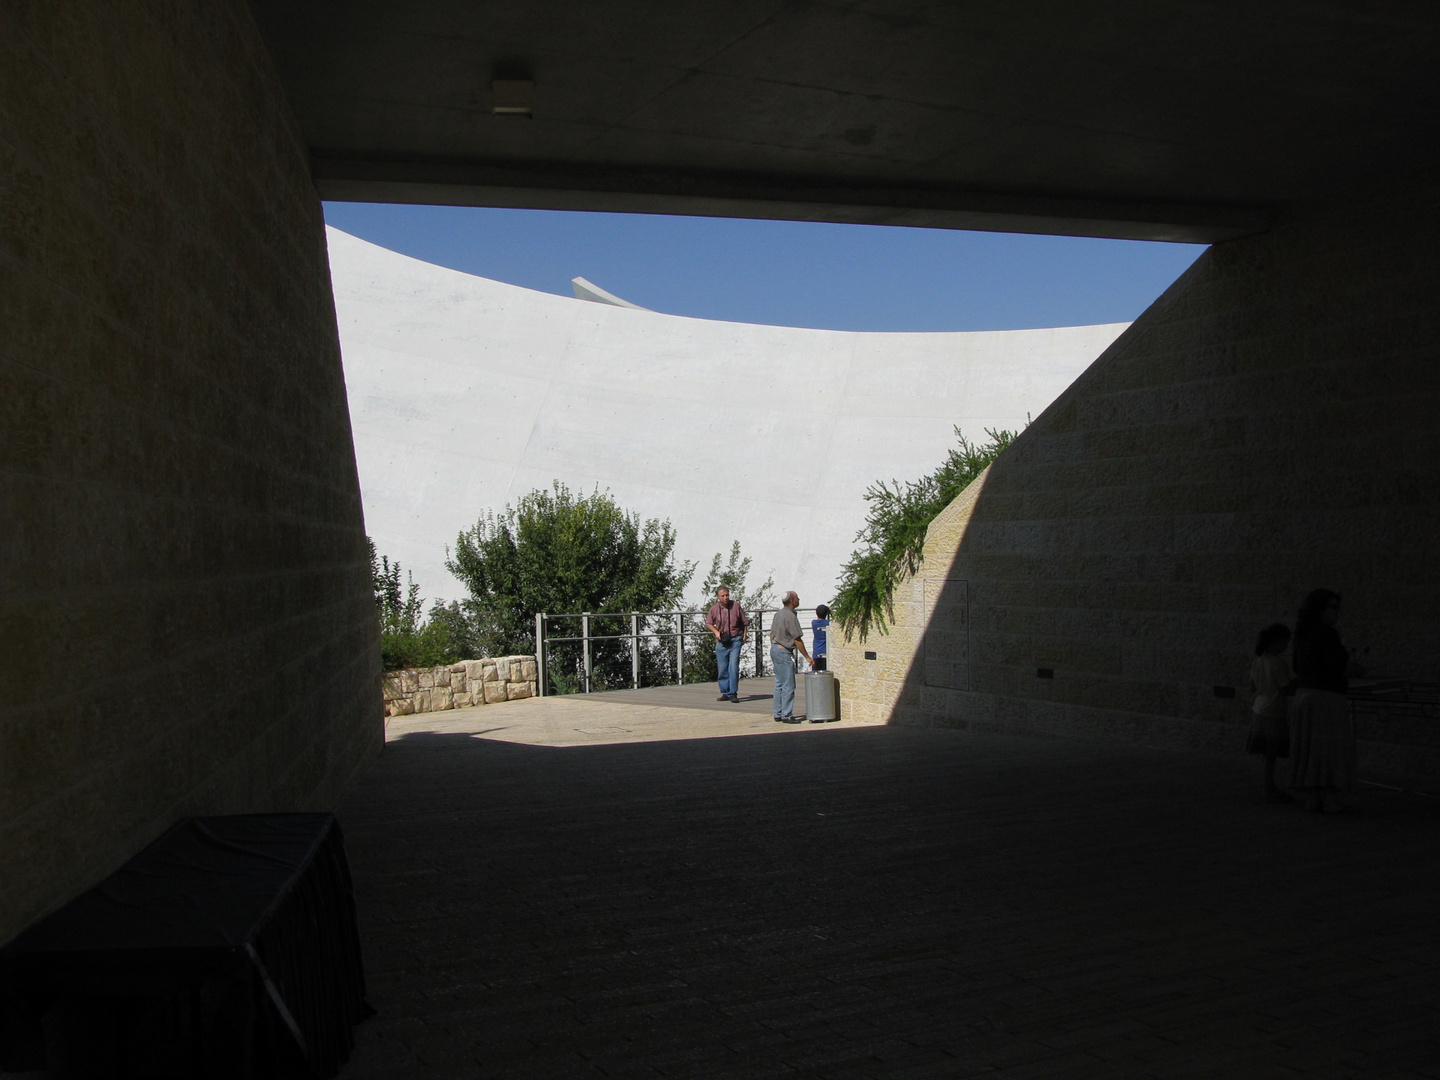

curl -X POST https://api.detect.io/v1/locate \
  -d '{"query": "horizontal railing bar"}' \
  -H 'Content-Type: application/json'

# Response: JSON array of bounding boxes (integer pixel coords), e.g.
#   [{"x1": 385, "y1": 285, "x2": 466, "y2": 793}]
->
[
  {"x1": 541, "y1": 612, "x2": 710, "y2": 620},
  {"x1": 545, "y1": 629, "x2": 738, "y2": 644},
  {"x1": 540, "y1": 608, "x2": 817, "y2": 620},
  {"x1": 536, "y1": 604, "x2": 825, "y2": 697}
]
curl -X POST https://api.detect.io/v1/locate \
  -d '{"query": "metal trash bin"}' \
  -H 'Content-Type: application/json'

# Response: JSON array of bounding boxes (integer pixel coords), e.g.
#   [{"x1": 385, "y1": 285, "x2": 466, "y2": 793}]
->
[{"x1": 805, "y1": 669, "x2": 837, "y2": 722}]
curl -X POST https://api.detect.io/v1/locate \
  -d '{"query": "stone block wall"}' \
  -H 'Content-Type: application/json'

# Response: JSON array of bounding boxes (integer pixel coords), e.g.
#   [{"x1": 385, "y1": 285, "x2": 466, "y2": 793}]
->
[
  {"x1": 384, "y1": 657, "x2": 539, "y2": 716},
  {"x1": 1, "y1": 1, "x2": 382, "y2": 943},
  {"x1": 835, "y1": 166, "x2": 1440, "y2": 792}
]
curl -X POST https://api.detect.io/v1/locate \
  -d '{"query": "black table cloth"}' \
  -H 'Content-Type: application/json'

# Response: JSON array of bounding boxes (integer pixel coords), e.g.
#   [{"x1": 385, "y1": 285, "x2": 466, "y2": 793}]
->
[{"x1": 0, "y1": 814, "x2": 369, "y2": 1079}]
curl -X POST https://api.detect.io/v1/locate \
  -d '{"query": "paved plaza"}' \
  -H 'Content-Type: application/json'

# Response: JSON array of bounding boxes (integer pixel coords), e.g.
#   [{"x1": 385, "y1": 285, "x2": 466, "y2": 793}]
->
[{"x1": 336, "y1": 683, "x2": 1440, "y2": 1079}]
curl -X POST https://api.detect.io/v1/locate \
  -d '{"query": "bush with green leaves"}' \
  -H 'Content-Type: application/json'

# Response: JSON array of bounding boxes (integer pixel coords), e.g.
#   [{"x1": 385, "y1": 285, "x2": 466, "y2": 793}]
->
[
  {"x1": 446, "y1": 483, "x2": 693, "y2": 693},
  {"x1": 832, "y1": 425, "x2": 1019, "y2": 639},
  {"x1": 368, "y1": 539, "x2": 468, "y2": 671},
  {"x1": 681, "y1": 541, "x2": 776, "y2": 685}
]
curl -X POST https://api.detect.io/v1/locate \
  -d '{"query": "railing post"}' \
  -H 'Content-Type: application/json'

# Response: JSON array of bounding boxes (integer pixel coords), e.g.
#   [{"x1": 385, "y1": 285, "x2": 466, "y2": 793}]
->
[
  {"x1": 535, "y1": 612, "x2": 546, "y2": 697},
  {"x1": 674, "y1": 612, "x2": 683, "y2": 686},
  {"x1": 631, "y1": 612, "x2": 640, "y2": 689},
  {"x1": 755, "y1": 610, "x2": 766, "y2": 677},
  {"x1": 582, "y1": 612, "x2": 592, "y2": 694}
]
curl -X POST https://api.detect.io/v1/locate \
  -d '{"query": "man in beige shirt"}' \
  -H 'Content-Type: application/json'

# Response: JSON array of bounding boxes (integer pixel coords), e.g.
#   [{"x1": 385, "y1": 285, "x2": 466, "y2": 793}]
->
[{"x1": 769, "y1": 591, "x2": 813, "y2": 723}]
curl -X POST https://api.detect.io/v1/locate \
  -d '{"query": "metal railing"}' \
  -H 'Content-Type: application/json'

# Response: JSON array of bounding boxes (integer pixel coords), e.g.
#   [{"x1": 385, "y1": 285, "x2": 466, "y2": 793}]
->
[{"x1": 533, "y1": 607, "x2": 823, "y2": 696}]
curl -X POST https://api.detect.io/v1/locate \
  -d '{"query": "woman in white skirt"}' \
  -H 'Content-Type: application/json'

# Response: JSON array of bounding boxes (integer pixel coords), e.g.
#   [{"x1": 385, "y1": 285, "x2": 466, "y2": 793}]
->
[{"x1": 1290, "y1": 589, "x2": 1355, "y2": 812}]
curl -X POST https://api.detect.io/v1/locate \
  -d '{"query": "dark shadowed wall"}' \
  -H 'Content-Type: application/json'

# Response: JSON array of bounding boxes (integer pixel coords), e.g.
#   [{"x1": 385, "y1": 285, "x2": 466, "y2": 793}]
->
[
  {"x1": 1, "y1": 2, "x2": 382, "y2": 942},
  {"x1": 835, "y1": 168, "x2": 1440, "y2": 790}
]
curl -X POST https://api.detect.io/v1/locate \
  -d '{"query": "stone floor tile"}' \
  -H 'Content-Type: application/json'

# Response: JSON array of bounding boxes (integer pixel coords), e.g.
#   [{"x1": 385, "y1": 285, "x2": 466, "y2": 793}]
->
[{"x1": 335, "y1": 688, "x2": 1440, "y2": 1078}]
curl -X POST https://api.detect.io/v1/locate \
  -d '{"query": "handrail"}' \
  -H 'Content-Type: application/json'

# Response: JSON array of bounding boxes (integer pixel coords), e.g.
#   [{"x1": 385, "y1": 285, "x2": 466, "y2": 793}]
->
[{"x1": 533, "y1": 607, "x2": 823, "y2": 695}]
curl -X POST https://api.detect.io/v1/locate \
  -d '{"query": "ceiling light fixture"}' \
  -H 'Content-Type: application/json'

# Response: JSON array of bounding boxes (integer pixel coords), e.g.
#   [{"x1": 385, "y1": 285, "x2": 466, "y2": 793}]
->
[{"x1": 492, "y1": 80, "x2": 534, "y2": 118}]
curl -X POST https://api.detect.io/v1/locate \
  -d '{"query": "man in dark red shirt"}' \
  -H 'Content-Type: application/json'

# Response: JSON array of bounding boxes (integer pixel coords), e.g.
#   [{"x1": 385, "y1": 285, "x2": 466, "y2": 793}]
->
[{"x1": 705, "y1": 586, "x2": 749, "y2": 702}]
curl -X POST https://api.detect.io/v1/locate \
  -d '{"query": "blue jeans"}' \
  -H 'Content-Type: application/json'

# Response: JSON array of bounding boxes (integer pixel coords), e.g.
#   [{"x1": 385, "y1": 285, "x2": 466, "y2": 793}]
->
[
  {"x1": 716, "y1": 636, "x2": 742, "y2": 696},
  {"x1": 771, "y1": 643, "x2": 796, "y2": 718}
]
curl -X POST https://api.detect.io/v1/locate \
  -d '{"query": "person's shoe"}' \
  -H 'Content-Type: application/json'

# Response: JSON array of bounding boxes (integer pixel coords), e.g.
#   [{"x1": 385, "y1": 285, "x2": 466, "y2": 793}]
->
[
  {"x1": 782, "y1": 715, "x2": 802, "y2": 724},
  {"x1": 773, "y1": 715, "x2": 785, "y2": 722},
  {"x1": 718, "y1": 694, "x2": 730, "y2": 701},
  {"x1": 728, "y1": 694, "x2": 740, "y2": 702}
]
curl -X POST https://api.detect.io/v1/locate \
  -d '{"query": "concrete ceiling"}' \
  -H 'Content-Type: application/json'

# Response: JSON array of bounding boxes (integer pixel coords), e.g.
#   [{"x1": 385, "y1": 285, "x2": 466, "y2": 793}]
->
[{"x1": 247, "y1": 1, "x2": 1440, "y2": 242}]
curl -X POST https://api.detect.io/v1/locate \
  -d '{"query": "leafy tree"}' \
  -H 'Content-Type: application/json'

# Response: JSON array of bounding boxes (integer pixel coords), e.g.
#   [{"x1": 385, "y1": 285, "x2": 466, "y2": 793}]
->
[
  {"x1": 446, "y1": 483, "x2": 693, "y2": 693},
  {"x1": 370, "y1": 538, "x2": 418, "y2": 631},
  {"x1": 699, "y1": 541, "x2": 776, "y2": 613},
  {"x1": 368, "y1": 538, "x2": 466, "y2": 671},
  {"x1": 832, "y1": 425, "x2": 1019, "y2": 639},
  {"x1": 682, "y1": 542, "x2": 776, "y2": 684},
  {"x1": 424, "y1": 599, "x2": 479, "y2": 662}
]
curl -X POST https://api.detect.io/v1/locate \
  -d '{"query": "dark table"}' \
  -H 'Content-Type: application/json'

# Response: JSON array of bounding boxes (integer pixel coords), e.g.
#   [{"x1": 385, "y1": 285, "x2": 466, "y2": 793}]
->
[{"x1": 0, "y1": 814, "x2": 369, "y2": 1079}]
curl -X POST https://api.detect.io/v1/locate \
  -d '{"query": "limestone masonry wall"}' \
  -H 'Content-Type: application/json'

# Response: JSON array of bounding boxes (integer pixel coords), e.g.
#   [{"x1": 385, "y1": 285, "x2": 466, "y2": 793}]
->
[
  {"x1": 835, "y1": 166, "x2": 1440, "y2": 793},
  {"x1": 385, "y1": 657, "x2": 539, "y2": 716},
  {"x1": 1, "y1": 1, "x2": 383, "y2": 944}
]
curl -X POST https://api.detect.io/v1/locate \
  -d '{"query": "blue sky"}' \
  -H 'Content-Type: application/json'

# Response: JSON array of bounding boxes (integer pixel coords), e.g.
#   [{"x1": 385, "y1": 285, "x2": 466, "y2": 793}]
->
[{"x1": 323, "y1": 203, "x2": 1205, "y2": 333}]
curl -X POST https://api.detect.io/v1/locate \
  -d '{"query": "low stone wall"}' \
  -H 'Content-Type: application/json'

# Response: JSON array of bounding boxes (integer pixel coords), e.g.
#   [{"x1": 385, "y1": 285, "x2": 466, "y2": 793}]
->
[{"x1": 384, "y1": 656, "x2": 538, "y2": 716}]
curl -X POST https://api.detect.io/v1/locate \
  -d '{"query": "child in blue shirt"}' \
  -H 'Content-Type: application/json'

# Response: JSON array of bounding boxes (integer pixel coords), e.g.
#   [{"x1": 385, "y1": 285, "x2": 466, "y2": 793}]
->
[{"x1": 811, "y1": 604, "x2": 831, "y2": 671}]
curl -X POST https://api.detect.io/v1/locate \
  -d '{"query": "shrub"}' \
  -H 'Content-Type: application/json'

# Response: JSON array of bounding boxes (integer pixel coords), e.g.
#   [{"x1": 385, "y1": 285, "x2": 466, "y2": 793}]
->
[
  {"x1": 831, "y1": 425, "x2": 1019, "y2": 639},
  {"x1": 369, "y1": 539, "x2": 467, "y2": 671},
  {"x1": 682, "y1": 541, "x2": 775, "y2": 684},
  {"x1": 446, "y1": 483, "x2": 693, "y2": 693}
]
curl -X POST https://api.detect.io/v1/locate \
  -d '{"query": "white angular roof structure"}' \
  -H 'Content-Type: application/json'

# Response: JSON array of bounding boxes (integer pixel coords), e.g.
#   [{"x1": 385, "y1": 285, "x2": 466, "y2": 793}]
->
[{"x1": 327, "y1": 227, "x2": 1127, "y2": 606}]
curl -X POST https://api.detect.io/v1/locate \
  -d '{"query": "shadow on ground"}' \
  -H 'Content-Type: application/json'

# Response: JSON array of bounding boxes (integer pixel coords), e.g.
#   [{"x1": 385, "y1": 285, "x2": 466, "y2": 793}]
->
[{"x1": 337, "y1": 721, "x2": 1440, "y2": 1079}]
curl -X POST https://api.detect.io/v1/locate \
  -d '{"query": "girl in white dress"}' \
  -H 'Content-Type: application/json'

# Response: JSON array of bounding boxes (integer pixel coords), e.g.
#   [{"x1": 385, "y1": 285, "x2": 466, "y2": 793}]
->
[{"x1": 1248, "y1": 623, "x2": 1294, "y2": 803}]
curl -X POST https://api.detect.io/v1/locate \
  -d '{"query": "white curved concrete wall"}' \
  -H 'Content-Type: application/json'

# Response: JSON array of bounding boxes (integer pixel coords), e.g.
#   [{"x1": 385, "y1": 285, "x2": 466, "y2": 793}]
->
[{"x1": 327, "y1": 227, "x2": 1127, "y2": 606}]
